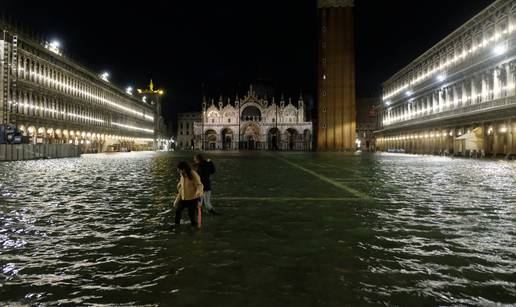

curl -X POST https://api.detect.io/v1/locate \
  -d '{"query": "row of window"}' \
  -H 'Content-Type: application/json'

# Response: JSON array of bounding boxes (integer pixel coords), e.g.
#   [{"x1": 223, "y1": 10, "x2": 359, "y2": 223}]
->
[
  {"x1": 7, "y1": 89, "x2": 153, "y2": 134},
  {"x1": 384, "y1": 3, "x2": 516, "y2": 101},
  {"x1": 12, "y1": 49, "x2": 153, "y2": 121},
  {"x1": 383, "y1": 63, "x2": 516, "y2": 126}
]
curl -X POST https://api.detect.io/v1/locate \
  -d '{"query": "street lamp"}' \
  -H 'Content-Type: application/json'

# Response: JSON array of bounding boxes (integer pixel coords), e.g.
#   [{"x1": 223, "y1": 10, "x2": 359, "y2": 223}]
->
[{"x1": 137, "y1": 80, "x2": 165, "y2": 151}]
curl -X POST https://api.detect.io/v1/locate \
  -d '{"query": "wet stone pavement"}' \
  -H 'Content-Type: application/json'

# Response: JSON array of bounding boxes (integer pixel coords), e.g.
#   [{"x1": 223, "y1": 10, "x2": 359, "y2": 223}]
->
[{"x1": 0, "y1": 151, "x2": 515, "y2": 305}]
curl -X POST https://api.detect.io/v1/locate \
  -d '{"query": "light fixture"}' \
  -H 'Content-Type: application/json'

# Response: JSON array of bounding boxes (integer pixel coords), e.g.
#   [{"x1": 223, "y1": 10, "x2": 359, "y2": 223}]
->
[
  {"x1": 436, "y1": 74, "x2": 446, "y2": 82},
  {"x1": 405, "y1": 90, "x2": 412, "y2": 97},
  {"x1": 493, "y1": 45, "x2": 507, "y2": 56},
  {"x1": 50, "y1": 40, "x2": 60, "y2": 48},
  {"x1": 126, "y1": 86, "x2": 133, "y2": 95},
  {"x1": 45, "y1": 40, "x2": 62, "y2": 55},
  {"x1": 100, "y1": 72, "x2": 110, "y2": 82}
]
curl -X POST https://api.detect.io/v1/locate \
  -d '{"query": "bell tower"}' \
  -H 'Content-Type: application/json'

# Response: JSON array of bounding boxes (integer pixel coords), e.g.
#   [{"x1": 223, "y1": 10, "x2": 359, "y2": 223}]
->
[{"x1": 317, "y1": 0, "x2": 356, "y2": 151}]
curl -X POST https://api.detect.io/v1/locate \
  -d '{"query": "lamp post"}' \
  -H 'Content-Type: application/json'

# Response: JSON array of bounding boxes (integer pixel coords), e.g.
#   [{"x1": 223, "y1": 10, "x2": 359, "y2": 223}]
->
[{"x1": 137, "y1": 79, "x2": 165, "y2": 150}]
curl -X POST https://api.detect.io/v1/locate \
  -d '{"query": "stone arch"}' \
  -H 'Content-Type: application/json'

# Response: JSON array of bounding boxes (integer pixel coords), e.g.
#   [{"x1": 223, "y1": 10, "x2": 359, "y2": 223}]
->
[
  {"x1": 241, "y1": 123, "x2": 261, "y2": 150},
  {"x1": 268, "y1": 127, "x2": 280, "y2": 150},
  {"x1": 221, "y1": 127, "x2": 234, "y2": 150},
  {"x1": 286, "y1": 128, "x2": 299, "y2": 150},
  {"x1": 241, "y1": 105, "x2": 262, "y2": 122},
  {"x1": 205, "y1": 129, "x2": 218, "y2": 150}
]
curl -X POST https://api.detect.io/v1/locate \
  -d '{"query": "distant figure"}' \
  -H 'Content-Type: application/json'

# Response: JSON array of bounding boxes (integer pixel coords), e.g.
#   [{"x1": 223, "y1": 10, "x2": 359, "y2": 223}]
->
[
  {"x1": 174, "y1": 161, "x2": 203, "y2": 227},
  {"x1": 194, "y1": 154, "x2": 219, "y2": 215},
  {"x1": 190, "y1": 139, "x2": 195, "y2": 150}
]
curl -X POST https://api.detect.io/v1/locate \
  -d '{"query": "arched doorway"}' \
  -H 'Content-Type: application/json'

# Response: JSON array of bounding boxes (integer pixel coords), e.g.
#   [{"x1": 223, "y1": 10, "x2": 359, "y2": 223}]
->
[
  {"x1": 241, "y1": 106, "x2": 262, "y2": 122},
  {"x1": 286, "y1": 128, "x2": 298, "y2": 150},
  {"x1": 268, "y1": 127, "x2": 280, "y2": 150},
  {"x1": 242, "y1": 124, "x2": 260, "y2": 150},
  {"x1": 221, "y1": 128, "x2": 234, "y2": 150},
  {"x1": 205, "y1": 129, "x2": 218, "y2": 150}
]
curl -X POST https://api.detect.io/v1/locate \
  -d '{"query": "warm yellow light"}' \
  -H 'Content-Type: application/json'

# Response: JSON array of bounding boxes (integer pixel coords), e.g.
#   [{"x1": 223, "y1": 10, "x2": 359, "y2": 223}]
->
[
  {"x1": 137, "y1": 89, "x2": 142, "y2": 93},
  {"x1": 158, "y1": 90, "x2": 164, "y2": 95}
]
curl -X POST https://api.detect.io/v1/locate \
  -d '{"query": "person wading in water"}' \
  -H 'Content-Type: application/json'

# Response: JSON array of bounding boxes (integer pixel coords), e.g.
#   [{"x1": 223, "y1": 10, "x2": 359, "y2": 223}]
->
[
  {"x1": 194, "y1": 154, "x2": 220, "y2": 215},
  {"x1": 173, "y1": 161, "x2": 204, "y2": 227}
]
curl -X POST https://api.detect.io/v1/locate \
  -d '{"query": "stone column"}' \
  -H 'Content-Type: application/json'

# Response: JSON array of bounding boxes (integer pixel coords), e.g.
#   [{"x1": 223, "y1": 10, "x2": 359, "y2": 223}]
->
[
  {"x1": 461, "y1": 80, "x2": 467, "y2": 107},
  {"x1": 493, "y1": 125, "x2": 499, "y2": 157},
  {"x1": 438, "y1": 89, "x2": 444, "y2": 112},
  {"x1": 494, "y1": 67, "x2": 502, "y2": 99},
  {"x1": 471, "y1": 76, "x2": 477, "y2": 105},
  {"x1": 509, "y1": 62, "x2": 516, "y2": 96}
]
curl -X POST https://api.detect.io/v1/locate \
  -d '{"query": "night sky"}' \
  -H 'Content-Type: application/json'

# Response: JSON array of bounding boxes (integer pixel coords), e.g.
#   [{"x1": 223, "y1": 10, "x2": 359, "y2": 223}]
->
[{"x1": 2, "y1": 0, "x2": 495, "y2": 126}]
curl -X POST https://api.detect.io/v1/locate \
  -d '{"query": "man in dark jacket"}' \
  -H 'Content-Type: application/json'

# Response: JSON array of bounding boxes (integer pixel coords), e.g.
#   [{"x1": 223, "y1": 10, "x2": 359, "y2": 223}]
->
[{"x1": 194, "y1": 154, "x2": 219, "y2": 214}]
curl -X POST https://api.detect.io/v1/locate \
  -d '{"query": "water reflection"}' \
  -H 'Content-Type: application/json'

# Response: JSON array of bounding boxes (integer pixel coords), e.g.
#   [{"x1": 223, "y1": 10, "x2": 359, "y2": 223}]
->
[{"x1": 0, "y1": 152, "x2": 514, "y2": 305}]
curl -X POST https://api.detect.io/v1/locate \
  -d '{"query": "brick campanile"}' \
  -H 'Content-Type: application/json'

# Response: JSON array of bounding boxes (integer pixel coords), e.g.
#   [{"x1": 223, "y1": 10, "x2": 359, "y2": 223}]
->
[{"x1": 317, "y1": 0, "x2": 356, "y2": 151}]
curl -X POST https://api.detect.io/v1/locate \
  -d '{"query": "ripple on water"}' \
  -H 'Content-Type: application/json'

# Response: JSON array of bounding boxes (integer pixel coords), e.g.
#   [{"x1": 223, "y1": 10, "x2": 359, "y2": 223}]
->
[{"x1": 0, "y1": 152, "x2": 514, "y2": 305}]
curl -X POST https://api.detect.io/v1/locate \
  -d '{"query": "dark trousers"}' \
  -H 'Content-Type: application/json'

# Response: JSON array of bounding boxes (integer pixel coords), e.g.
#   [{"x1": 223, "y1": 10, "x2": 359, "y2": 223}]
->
[{"x1": 175, "y1": 199, "x2": 197, "y2": 226}]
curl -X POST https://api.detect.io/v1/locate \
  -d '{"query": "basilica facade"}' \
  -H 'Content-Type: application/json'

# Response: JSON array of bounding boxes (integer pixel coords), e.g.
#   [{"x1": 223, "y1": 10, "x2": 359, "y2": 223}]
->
[{"x1": 193, "y1": 86, "x2": 313, "y2": 150}]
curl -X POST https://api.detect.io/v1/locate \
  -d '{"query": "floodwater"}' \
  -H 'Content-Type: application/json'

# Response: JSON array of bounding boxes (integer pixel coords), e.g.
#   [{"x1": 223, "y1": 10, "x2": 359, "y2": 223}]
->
[{"x1": 0, "y1": 151, "x2": 514, "y2": 306}]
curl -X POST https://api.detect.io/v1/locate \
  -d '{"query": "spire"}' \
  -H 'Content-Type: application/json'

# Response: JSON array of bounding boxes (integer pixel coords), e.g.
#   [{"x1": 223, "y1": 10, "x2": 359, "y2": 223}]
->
[{"x1": 149, "y1": 79, "x2": 154, "y2": 91}]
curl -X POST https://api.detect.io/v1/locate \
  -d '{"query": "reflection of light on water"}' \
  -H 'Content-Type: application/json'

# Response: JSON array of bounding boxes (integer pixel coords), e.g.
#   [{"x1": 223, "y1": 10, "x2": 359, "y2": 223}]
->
[
  {"x1": 0, "y1": 152, "x2": 514, "y2": 305},
  {"x1": 3, "y1": 262, "x2": 20, "y2": 275}
]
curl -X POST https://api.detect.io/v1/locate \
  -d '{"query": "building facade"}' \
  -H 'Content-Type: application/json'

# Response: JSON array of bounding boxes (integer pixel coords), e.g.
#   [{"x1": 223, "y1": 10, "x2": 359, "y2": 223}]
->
[
  {"x1": 176, "y1": 112, "x2": 201, "y2": 150},
  {"x1": 375, "y1": 0, "x2": 516, "y2": 158},
  {"x1": 0, "y1": 21, "x2": 157, "y2": 152},
  {"x1": 356, "y1": 97, "x2": 379, "y2": 151},
  {"x1": 193, "y1": 86, "x2": 313, "y2": 150},
  {"x1": 317, "y1": 0, "x2": 356, "y2": 151}
]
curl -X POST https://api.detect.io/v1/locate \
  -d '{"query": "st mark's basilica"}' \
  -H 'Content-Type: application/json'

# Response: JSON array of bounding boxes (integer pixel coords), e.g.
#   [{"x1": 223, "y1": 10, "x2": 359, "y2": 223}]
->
[{"x1": 193, "y1": 85, "x2": 313, "y2": 151}]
